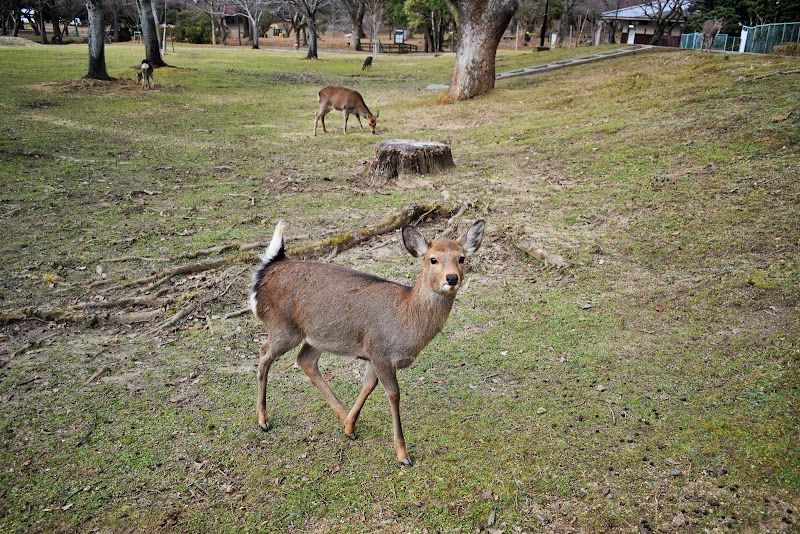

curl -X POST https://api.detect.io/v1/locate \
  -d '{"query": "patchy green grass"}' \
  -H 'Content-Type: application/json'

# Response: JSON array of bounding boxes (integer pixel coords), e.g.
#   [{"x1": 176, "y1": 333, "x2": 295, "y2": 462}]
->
[{"x1": 1, "y1": 41, "x2": 799, "y2": 532}]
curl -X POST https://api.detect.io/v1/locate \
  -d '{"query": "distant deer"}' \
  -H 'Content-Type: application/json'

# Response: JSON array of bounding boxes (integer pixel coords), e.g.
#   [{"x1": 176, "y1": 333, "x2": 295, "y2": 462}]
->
[
  {"x1": 136, "y1": 59, "x2": 154, "y2": 90},
  {"x1": 314, "y1": 86, "x2": 379, "y2": 136},
  {"x1": 362, "y1": 55, "x2": 373, "y2": 71},
  {"x1": 250, "y1": 219, "x2": 486, "y2": 465},
  {"x1": 702, "y1": 19, "x2": 724, "y2": 51}
]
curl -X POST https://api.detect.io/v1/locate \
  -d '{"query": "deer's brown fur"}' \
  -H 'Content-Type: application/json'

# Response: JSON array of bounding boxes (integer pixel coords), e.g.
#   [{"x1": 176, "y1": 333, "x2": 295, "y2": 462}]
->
[{"x1": 250, "y1": 220, "x2": 485, "y2": 465}]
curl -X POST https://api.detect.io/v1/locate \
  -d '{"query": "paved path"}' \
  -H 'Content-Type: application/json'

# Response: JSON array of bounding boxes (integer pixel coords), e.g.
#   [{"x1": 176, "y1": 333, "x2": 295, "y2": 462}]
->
[{"x1": 425, "y1": 45, "x2": 653, "y2": 90}]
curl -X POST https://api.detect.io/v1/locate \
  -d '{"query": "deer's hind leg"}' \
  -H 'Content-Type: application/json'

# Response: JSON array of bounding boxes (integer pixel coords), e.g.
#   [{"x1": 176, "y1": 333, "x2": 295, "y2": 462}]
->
[
  {"x1": 296, "y1": 343, "x2": 348, "y2": 424},
  {"x1": 314, "y1": 107, "x2": 329, "y2": 136},
  {"x1": 257, "y1": 334, "x2": 299, "y2": 431}
]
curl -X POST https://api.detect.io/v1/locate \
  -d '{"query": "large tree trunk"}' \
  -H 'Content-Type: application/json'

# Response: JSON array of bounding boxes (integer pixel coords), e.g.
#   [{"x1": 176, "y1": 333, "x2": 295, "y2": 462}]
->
[
  {"x1": 111, "y1": 3, "x2": 121, "y2": 42},
  {"x1": 209, "y1": 15, "x2": 217, "y2": 45},
  {"x1": 86, "y1": 0, "x2": 111, "y2": 80},
  {"x1": 13, "y1": 10, "x2": 22, "y2": 36},
  {"x1": 38, "y1": 9, "x2": 48, "y2": 44},
  {"x1": 448, "y1": 0, "x2": 518, "y2": 101},
  {"x1": 150, "y1": 0, "x2": 162, "y2": 48},
  {"x1": 342, "y1": 0, "x2": 365, "y2": 51},
  {"x1": 251, "y1": 17, "x2": 259, "y2": 48},
  {"x1": 137, "y1": 0, "x2": 166, "y2": 66},
  {"x1": 305, "y1": 16, "x2": 318, "y2": 59},
  {"x1": 51, "y1": 6, "x2": 62, "y2": 43}
]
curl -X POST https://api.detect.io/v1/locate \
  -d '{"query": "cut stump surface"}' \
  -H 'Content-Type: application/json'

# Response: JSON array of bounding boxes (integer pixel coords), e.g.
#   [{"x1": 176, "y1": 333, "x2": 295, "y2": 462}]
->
[{"x1": 367, "y1": 140, "x2": 454, "y2": 185}]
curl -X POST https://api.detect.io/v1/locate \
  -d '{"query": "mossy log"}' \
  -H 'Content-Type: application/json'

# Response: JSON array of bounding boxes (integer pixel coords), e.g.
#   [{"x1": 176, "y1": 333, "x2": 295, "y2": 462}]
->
[
  {"x1": 1, "y1": 204, "x2": 459, "y2": 327},
  {"x1": 367, "y1": 140, "x2": 454, "y2": 185}
]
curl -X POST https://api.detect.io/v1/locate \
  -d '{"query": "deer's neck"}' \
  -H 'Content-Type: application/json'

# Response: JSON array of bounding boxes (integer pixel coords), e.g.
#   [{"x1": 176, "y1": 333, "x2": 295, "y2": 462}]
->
[{"x1": 401, "y1": 282, "x2": 456, "y2": 343}]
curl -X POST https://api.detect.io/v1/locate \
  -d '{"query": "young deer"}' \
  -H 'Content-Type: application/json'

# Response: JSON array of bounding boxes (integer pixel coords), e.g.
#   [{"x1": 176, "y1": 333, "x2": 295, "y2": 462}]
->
[
  {"x1": 250, "y1": 219, "x2": 485, "y2": 465},
  {"x1": 314, "y1": 86, "x2": 379, "y2": 136},
  {"x1": 362, "y1": 55, "x2": 373, "y2": 71},
  {"x1": 136, "y1": 59, "x2": 154, "y2": 90}
]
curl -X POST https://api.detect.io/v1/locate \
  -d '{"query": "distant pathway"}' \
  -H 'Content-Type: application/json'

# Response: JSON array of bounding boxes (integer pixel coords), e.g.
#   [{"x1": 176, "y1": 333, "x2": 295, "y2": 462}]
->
[{"x1": 425, "y1": 45, "x2": 654, "y2": 90}]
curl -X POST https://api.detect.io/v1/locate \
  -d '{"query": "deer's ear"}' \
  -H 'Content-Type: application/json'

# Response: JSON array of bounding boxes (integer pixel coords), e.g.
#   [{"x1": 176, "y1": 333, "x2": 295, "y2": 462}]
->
[
  {"x1": 402, "y1": 226, "x2": 429, "y2": 258},
  {"x1": 375, "y1": 110, "x2": 380, "y2": 118},
  {"x1": 460, "y1": 220, "x2": 485, "y2": 255}
]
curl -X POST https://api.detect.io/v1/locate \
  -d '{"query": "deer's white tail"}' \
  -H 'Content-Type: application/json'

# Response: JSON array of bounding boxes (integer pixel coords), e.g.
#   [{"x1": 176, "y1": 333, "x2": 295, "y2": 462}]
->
[{"x1": 249, "y1": 220, "x2": 286, "y2": 316}]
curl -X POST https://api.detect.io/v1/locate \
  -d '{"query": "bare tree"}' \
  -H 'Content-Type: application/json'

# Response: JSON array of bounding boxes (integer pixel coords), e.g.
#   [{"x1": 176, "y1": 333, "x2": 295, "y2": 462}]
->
[
  {"x1": 191, "y1": 0, "x2": 230, "y2": 45},
  {"x1": 138, "y1": 0, "x2": 166, "y2": 64},
  {"x1": 274, "y1": 4, "x2": 306, "y2": 47},
  {"x1": 86, "y1": 0, "x2": 110, "y2": 79},
  {"x1": 404, "y1": 0, "x2": 451, "y2": 52},
  {"x1": 55, "y1": 0, "x2": 88, "y2": 41},
  {"x1": 337, "y1": 0, "x2": 365, "y2": 50},
  {"x1": 364, "y1": 0, "x2": 386, "y2": 43},
  {"x1": 447, "y1": 0, "x2": 518, "y2": 101},
  {"x1": 279, "y1": 0, "x2": 331, "y2": 58},
  {"x1": 231, "y1": 0, "x2": 269, "y2": 47}
]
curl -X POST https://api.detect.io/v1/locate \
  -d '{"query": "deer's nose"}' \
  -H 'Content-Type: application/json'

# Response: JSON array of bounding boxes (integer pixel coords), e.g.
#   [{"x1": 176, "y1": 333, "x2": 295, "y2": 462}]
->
[{"x1": 446, "y1": 274, "x2": 459, "y2": 286}]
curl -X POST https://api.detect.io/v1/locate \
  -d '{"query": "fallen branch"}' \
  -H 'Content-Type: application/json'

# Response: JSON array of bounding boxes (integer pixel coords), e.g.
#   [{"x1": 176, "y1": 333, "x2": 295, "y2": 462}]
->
[
  {"x1": 110, "y1": 252, "x2": 252, "y2": 294},
  {"x1": 85, "y1": 366, "x2": 110, "y2": 385},
  {"x1": 224, "y1": 307, "x2": 250, "y2": 319},
  {"x1": 287, "y1": 203, "x2": 456, "y2": 259},
  {"x1": 149, "y1": 302, "x2": 198, "y2": 333},
  {"x1": 437, "y1": 200, "x2": 471, "y2": 238},
  {"x1": 515, "y1": 242, "x2": 568, "y2": 271},
  {"x1": 753, "y1": 68, "x2": 800, "y2": 79}
]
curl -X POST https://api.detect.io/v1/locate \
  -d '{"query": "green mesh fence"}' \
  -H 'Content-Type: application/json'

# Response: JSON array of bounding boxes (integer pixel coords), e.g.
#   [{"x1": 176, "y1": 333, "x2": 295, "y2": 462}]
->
[
  {"x1": 680, "y1": 32, "x2": 741, "y2": 51},
  {"x1": 741, "y1": 22, "x2": 800, "y2": 53}
]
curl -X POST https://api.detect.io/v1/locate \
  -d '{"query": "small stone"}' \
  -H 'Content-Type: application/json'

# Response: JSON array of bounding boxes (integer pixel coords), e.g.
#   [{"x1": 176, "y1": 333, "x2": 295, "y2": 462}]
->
[
  {"x1": 537, "y1": 407, "x2": 547, "y2": 415},
  {"x1": 672, "y1": 514, "x2": 687, "y2": 527}
]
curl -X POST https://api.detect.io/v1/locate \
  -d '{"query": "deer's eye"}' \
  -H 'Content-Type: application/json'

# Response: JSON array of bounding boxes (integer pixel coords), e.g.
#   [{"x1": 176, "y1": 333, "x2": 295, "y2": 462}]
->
[
  {"x1": 430, "y1": 258, "x2": 438, "y2": 265},
  {"x1": 459, "y1": 256, "x2": 465, "y2": 264}
]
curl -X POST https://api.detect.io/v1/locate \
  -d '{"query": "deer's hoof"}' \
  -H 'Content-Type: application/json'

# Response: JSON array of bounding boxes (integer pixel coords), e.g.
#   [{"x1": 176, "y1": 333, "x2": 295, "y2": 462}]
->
[
  {"x1": 259, "y1": 422, "x2": 272, "y2": 432},
  {"x1": 400, "y1": 457, "x2": 413, "y2": 467},
  {"x1": 345, "y1": 432, "x2": 357, "y2": 440}
]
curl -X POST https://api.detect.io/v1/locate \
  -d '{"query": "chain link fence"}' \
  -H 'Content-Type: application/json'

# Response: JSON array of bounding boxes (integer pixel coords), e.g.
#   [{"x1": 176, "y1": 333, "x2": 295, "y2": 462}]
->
[
  {"x1": 680, "y1": 32, "x2": 740, "y2": 51},
  {"x1": 681, "y1": 22, "x2": 799, "y2": 54},
  {"x1": 740, "y1": 22, "x2": 800, "y2": 53}
]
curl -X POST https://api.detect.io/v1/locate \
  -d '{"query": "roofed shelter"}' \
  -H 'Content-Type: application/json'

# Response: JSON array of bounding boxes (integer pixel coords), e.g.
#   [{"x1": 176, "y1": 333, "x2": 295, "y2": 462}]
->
[{"x1": 602, "y1": 0, "x2": 690, "y2": 47}]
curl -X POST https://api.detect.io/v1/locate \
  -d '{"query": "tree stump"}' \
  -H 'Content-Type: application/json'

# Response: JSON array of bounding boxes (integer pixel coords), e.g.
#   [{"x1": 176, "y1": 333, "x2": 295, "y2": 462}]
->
[{"x1": 366, "y1": 140, "x2": 454, "y2": 186}]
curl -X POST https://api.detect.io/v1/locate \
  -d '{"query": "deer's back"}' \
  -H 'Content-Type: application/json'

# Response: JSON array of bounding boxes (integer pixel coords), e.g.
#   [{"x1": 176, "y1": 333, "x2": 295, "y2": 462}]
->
[
  {"x1": 255, "y1": 260, "x2": 418, "y2": 357},
  {"x1": 319, "y1": 86, "x2": 365, "y2": 112}
]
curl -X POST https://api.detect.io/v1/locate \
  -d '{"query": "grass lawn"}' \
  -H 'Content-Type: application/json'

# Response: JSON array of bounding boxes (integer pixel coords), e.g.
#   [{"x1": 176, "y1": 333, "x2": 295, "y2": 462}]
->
[{"x1": 0, "y1": 40, "x2": 798, "y2": 532}]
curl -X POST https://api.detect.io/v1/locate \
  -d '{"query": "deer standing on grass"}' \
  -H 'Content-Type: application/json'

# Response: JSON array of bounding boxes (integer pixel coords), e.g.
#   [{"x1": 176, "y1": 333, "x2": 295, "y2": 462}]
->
[
  {"x1": 702, "y1": 19, "x2": 724, "y2": 51},
  {"x1": 314, "y1": 86, "x2": 379, "y2": 136},
  {"x1": 250, "y1": 219, "x2": 485, "y2": 465},
  {"x1": 136, "y1": 59, "x2": 154, "y2": 90},
  {"x1": 362, "y1": 56, "x2": 373, "y2": 71}
]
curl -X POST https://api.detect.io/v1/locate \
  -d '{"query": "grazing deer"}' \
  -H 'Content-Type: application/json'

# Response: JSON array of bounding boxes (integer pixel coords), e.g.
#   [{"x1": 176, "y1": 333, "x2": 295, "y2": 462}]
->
[
  {"x1": 314, "y1": 86, "x2": 379, "y2": 136},
  {"x1": 702, "y1": 19, "x2": 724, "y2": 51},
  {"x1": 362, "y1": 55, "x2": 373, "y2": 71},
  {"x1": 136, "y1": 59, "x2": 154, "y2": 90},
  {"x1": 250, "y1": 219, "x2": 486, "y2": 465}
]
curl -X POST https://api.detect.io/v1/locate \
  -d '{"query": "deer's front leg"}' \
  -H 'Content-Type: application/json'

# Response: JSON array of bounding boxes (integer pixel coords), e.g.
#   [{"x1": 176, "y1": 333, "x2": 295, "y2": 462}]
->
[
  {"x1": 344, "y1": 361, "x2": 378, "y2": 439},
  {"x1": 375, "y1": 365, "x2": 411, "y2": 466}
]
